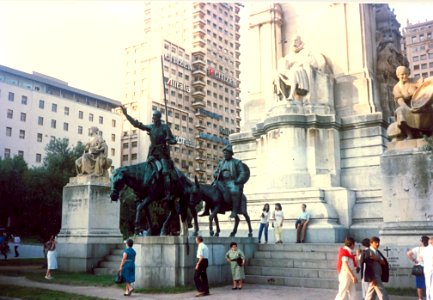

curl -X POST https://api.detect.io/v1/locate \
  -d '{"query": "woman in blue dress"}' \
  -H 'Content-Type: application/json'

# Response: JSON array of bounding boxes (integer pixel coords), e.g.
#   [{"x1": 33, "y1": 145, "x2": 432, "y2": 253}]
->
[{"x1": 118, "y1": 239, "x2": 136, "y2": 296}]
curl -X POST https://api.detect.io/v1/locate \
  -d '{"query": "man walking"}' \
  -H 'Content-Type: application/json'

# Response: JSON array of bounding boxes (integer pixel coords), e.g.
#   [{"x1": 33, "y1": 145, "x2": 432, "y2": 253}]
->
[
  {"x1": 363, "y1": 236, "x2": 389, "y2": 300},
  {"x1": 194, "y1": 236, "x2": 210, "y2": 297}
]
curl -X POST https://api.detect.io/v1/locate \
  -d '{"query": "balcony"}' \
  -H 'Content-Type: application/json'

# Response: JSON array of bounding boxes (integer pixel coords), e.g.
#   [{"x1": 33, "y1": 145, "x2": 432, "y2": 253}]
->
[
  {"x1": 193, "y1": 20, "x2": 205, "y2": 28},
  {"x1": 192, "y1": 100, "x2": 205, "y2": 110},
  {"x1": 192, "y1": 90, "x2": 205, "y2": 100},
  {"x1": 192, "y1": 79, "x2": 206, "y2": 88},
  {"x1": 192, "y1": 68, "x2": 206, "y2": 77},
  {"x1": 192, "y1": 49, "x2": 206, "y2": 57},
  {"x1": 195, "y1": 145, "x2": 204, "y2": 152},
  {"x1": 192, "y1": 57, "x2": 206, "y2": 68},
  {"x1": 192, "y1": 40, "x2": 206, "y2": 48},
  {"x1": 195, "y1": 122, "x2": 206, "y2": 131},
  {"x1": 195, "y1": 110, "x2": 207, "y2": 118},
  {"x1": 194, "y1": 167, "x2": 206, "y2": 174},
  {"x1": 195, "y1": 156, "x2": 206, "y2": 163}
]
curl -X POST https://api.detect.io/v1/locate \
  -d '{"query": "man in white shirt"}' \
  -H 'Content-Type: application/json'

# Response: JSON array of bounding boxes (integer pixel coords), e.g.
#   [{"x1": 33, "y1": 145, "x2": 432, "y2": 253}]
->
[
  {"x1": 194, "y1": 236, "x2": 210, "y2": 297},
  {"x1": 296, "y1": 203, "x2": 310, "y2": 243},
  {"x1": 422, "y1": 237, "x2": 433, "y2": 300},
  {"x1": 13, "y1": 235, "x2": 20, "y2": 257}
]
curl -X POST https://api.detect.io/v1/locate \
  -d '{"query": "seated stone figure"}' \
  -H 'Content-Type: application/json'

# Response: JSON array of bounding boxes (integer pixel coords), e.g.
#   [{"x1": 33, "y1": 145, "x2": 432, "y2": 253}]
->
[
  {"x1": 387, "y1": 66, "x2": 433, "y2": 141},
  {"x1": 273, "y1": 35, "x2": 331, "y2": 103},
  {"x1": 75, "y1": 126, "x2": 112, "y2": 177}
]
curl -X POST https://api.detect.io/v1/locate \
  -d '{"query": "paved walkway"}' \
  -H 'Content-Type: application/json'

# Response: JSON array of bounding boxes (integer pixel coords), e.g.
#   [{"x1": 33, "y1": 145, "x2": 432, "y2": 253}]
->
[{"x1": 0, "y1": 275, "x2": 414, "y2": 300}]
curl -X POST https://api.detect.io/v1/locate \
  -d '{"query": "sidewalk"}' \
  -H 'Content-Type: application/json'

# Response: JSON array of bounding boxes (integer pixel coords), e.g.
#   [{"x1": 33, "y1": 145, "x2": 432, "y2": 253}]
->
[{"x1": 0, "y1": 275, "x2": 414, "y2": 300}]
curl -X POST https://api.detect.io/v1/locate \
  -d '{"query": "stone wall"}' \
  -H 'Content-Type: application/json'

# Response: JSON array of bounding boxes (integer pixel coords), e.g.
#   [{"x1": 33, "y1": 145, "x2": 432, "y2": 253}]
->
[{"x1": 132, "y1": 236, "x2": 256, "y2": 288}]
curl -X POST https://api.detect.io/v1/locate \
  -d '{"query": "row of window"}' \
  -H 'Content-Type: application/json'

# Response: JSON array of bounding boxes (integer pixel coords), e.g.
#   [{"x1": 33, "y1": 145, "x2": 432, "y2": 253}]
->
[
  {"x1": 413, "y1": 53, "x2": 433, "y2": 62},
  {"x1": 3, "y1": 148, "x2": 26, "y2": 160},
  {"x1": 5, "y1": 93, "x2": 117, "y2": 127},
  {"x1": 3, "y1": 148, "x2": 116, "y2": 163},
  {"x1": 413, "y1": 62, "x2": 433, "y2": 71},
  {"x1": 411, "y1": 32, "x2": 433, "y2": 44},
  {"x1": 413, "y1": 71, "x2": 433, "y2": 79}
]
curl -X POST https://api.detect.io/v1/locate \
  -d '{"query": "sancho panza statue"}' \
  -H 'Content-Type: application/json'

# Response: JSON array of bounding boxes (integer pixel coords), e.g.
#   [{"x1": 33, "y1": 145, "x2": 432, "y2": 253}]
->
[
  {"x1": 273, "y1": 35, "x2": 330, "y2": 102},
  {"x1": 387, "y1": 66, "x2": 433, "y2": 141},
  {"x1": 75, "y1": 126, "x2": 112, "y2": 177}
]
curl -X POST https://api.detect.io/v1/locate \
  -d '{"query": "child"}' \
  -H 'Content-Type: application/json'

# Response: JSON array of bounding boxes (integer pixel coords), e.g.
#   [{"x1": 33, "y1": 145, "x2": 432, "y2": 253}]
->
[{"x1": 272, "y1": 203, "x2": 284, "y2": 244}]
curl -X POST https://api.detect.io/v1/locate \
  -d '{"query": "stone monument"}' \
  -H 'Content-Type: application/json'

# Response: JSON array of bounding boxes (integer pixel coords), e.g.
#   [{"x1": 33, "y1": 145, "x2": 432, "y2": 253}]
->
[
  {"x1": 380, "y1": 67, "x2": 433, "y2": 247},
  {"x1": 230, "y1": 3, "x2": 406, "y2": 242},
  {"x1": 57, "y1": 127, "x2": 121, "y2": 272}
]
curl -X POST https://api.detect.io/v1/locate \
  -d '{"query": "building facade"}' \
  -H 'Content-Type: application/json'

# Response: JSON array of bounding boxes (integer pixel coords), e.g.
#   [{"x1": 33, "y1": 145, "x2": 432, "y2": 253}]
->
[
  {"x1": 0, "y1": 64, "x2": 122, "y2": 169},
  {"x1": 401, "y1": 19, "x2": 433, "y2": 79},
  {"x1": 121, "y1": 2, "x2": 242, "y2": 182}
]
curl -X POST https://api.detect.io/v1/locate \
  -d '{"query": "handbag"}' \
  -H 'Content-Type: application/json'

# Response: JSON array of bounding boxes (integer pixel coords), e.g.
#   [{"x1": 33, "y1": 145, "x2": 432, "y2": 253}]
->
[
  {"x1": 115, "y1": 271, "x2": 124, "y2": 284},
  {"x1": 236, "y1": 256, "x2": 243, "y2": 267},
  {"x1": 411, "y1": 265, "x2": 424, "y2": 276}
]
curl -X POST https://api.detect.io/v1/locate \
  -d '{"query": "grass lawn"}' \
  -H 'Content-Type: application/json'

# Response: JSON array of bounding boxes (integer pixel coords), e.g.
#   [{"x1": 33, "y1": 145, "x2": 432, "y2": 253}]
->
[
  {"x1": 386, "y1": 287, "x2": 418, "y2": 296},
  {"x1": 0, "y1": 258, "x2": 45, "y2": 266},
  {"x1": 0, "y1": 284, "x2": 107, "y2": 300}
]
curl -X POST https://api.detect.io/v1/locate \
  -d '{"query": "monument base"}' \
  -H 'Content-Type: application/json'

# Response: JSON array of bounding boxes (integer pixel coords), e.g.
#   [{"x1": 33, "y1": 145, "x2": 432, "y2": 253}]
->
[
  {"x1": 380, "y1": 142, "x2": 433, "y2": 246},
  {"x1": 57, "y1": 175, "x2": 122, "y2": 272},
  {"x1": 133, "y1": 236, "x2": 256, "y2": 288}
]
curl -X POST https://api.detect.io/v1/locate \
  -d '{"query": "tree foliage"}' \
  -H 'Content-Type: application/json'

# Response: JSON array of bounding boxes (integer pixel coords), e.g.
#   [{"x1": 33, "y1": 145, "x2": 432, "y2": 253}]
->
[{"x1": 0, "y1": 138, "x2": 84, "y2": 240}]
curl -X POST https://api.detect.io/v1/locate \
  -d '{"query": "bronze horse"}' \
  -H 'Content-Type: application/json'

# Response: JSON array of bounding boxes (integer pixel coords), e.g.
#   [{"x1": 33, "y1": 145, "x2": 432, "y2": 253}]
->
[
  {"x1": 190, "y1": 176, "x2": 253, "y2": 237},
  {"x1": 110, "y1": 161, "x2": 199, "y2": 236}
]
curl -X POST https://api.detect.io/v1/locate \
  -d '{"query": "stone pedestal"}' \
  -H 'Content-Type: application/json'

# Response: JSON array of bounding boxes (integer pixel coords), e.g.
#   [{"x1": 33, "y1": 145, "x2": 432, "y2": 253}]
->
[
  {"x1": 57, "y1": 175, "x2": 122, "y2": 272},
  {"x1": 133, "y1": 236, "x2": 256, "y2": 288},
  {"x1": 380, "y1": 140, "x2": 433, "y2": 246}
]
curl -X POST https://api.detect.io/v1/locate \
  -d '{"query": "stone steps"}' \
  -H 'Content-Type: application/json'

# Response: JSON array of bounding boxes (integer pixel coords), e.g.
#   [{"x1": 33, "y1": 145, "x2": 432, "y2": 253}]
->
[
  {"x1": 245, "y1": 243, "x2": 341, "y2": 289},
  {"x1": 93, "y1": 244, "x2": 124, "y2": 275}
]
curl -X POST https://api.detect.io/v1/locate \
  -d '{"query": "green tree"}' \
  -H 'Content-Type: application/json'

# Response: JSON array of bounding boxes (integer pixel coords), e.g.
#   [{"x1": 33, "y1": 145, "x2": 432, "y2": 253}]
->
[{"x1": 0, "y1": 156, "x2": 28, "y2": 231}]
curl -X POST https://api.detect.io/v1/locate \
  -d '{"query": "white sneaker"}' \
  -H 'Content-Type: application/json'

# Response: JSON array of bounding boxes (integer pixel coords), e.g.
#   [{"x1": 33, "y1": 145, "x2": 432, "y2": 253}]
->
[{"x1": 45, "y1": 275, "x2": 52, "y2": 280}]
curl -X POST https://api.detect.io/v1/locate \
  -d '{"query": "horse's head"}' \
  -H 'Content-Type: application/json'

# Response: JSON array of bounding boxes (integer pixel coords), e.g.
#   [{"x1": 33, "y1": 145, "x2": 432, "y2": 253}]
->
[{"x1": 109, "y1": 166, "x2": 127, "y2": 201}]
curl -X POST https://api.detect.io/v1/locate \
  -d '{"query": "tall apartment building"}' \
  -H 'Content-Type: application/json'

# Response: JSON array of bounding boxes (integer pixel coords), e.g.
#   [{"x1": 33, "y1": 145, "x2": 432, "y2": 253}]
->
[
  {"x1": 121, "y1": 2, "x2": 241, "y2": 182},
  {"x1": 401, "y1": 19, "x2": 433, "y2": 79},
  {"x1": 0, "y1": 64, "x2": 122, "y2": 169}
]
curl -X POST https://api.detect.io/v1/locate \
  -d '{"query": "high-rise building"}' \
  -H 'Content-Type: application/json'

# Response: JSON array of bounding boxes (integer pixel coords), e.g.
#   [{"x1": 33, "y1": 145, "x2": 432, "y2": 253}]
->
[
  {"x1": 0, "y1": 64, "x2": 122, "y2": 169},
  {"x1": 120, "y1": 2, "x2": 241, "y2": 182},
  {"x1": 401, "y1": 19, "x2": 433, "y2": 79}
]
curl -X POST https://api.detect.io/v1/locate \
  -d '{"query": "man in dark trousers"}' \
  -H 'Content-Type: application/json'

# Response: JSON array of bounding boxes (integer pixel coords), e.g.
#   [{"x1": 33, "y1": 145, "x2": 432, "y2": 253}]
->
[
  {"x1": 194, "y1": 236, "x2": 210, "y2": 297},
  {"x1": 362, "y1": 236, "x2": 390, "y2": 300},
  {"x1": 121, "y1": 106, "x2": 177, "y2": 201}
]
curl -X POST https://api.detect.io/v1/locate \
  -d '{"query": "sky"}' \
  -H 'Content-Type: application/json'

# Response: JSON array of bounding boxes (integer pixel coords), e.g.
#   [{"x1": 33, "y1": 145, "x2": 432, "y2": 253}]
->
[{"x1": 1, "y1": 1, "x2": 433, "y2": 102}]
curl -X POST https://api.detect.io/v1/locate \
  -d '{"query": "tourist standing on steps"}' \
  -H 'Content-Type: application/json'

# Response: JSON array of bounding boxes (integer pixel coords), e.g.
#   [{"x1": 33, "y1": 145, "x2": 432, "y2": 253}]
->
[
  {"x1": 226, "y1": 242, "x2": 246, "y2": 290},
  {"x1": 45, "y1": 235, "x2": 57, "y2": 280},
  {"x1": 296, "y1": 203, "x2": 310, "y2": 243},
  {"x1": 357, "y1": 238, "x2": 371, "y2": 300},
  {"x1": 118, "y1": 239, "x2": 136, "y2": 296},
  {"x1": 335, "y1": 236, "x2": 358, "y2": 300},
  {"x1": 258, "y1": 203, "x2": 270, "y2": 244},
  {"x1": 194, "y1": 236, "x2": 210, "y2": 297},
  {"x1": 407, "y1": 236, "x2": 429, "y2": 300},
  {"x1": 363, "y1": 236, "x2": 390, "y2": 300},
  {"x1": 272, "y1": 203, "x2": 284, "y2": 244}
]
